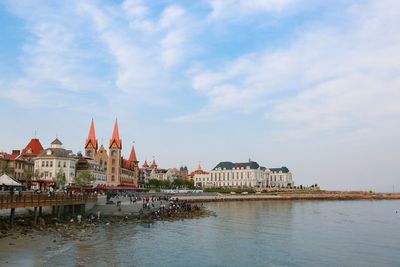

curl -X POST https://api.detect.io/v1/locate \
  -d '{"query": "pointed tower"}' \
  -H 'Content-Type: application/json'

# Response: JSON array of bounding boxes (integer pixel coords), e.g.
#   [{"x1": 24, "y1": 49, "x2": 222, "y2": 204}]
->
[
  {"x1": 129, "y1": 144, "x2": 139, "y2": 185},
  {"x1": 150, "y1": 159, "x2": 158, "y2": 169},
  {"x1": 107, "y1": 119, "x2": 122, "y2": 185},
  {"x1": 84, "y1": 118, "x2": 98, "y2": 159},
  {"x1": 143, "y1": 160, "x2": 149, "y2": 168},
  {"x1": 129, "y1": 144, "x2": 138, "y2": 164}
]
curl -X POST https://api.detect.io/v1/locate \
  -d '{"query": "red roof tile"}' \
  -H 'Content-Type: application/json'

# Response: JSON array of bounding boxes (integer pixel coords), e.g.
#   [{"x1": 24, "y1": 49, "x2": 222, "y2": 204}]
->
[{"x1": 21, "y1": 138, "x2": 44, "y2": 157}]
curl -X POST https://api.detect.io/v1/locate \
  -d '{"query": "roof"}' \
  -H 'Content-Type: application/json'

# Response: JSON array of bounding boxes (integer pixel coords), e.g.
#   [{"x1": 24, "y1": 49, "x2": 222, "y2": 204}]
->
[
  {"x1": 212, "y1": 161, "x2": 261, "y2": 170},
  {"x1": 0, "y1": 174, "x2": 21, "y2": 186},
  {"x1": 22, "y1": 138, "x2": 44, "y2": 156},
  {"x1": 142, "y1": 160, "x2": 149, "y2": 168},
  {"x1": 151, "y1": 159, "x2": 157, "y2": 168},
  {"x1": 37, "y1": 148, "x2": 75, "y2": 158},
  {"x1": 129, "y1": 144, "x2": 138, "y2": 162},
  {"x1": 269, "y1": 167, "x2": 290, "y2": 173},
  {"x1": 85, "y1": 118, "x2": 98, "y2": 149},
  {"x1": 51, "y1": 138, "x2": 63, "y2": 145},
  {"x1": 109, "y1": 119, "x2": 122, "y2": 149}
]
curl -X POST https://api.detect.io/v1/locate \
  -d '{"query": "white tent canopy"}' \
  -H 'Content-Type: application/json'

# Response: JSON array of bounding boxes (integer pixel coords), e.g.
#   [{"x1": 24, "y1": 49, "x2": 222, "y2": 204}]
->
[{"x1": 0, "y1": 174, "x2": 21, "y2": 186}]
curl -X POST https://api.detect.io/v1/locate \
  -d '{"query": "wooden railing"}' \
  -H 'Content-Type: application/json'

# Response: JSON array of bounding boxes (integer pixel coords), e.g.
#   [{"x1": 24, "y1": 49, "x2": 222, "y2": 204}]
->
[{"x1": 0, "y1": 194, "x2": 97, "y2": 209}]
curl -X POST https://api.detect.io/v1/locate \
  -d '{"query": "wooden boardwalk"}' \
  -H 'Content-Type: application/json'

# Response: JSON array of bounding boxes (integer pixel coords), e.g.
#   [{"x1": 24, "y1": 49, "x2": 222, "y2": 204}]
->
[{"x1": 0, "y1": 194, "x2": 97, "y2": 210}]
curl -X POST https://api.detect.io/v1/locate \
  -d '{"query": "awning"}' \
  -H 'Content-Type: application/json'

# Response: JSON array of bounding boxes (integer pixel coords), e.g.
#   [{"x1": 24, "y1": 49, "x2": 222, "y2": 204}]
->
[{"x1": 0, "y1": 174, "x2": 22, "y2": 186}]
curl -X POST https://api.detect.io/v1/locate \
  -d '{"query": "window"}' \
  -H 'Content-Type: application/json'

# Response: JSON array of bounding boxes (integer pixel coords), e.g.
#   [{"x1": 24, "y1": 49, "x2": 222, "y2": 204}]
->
[
  {"x1": 112, "y1": 176, "x2": 115, "y2": 181},
  {"x1": 58, "y1": 162, "x2": 60, "y2": 167},
  {"x1": 112, "y1": 159, "x2": 115, "y2": 165},
  {"x1": 50, "y1": 161, "x2": 53, "y2": 167},
  {"x1": 111, "y1": 150, "x2": 117, "y2": 156},
  {"x1": 46, "y1": 161, "x2": 49, "y2": 167},
  {"x1": 64, "y1": 162, "x2": 66, "y2": 168},
  {"x1": 42, "y1": 161, "x2": 44, "y2": 167},
  {"x1": 87, "y1": 150, "x2": 92, "y2": 157},
  {"x1": 112, "y1": 167, "x2": 115, "y2": 173}
]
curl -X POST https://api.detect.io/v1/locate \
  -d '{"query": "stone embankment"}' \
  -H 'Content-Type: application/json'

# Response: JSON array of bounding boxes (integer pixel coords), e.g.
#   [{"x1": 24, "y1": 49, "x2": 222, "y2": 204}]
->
[{"x1": 176, "y1": 191, "x2": 400, "y2": 202}]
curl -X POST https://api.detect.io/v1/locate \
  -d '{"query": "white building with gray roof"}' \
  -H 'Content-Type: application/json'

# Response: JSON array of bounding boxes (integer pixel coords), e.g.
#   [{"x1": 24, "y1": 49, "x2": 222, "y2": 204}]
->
[
  {"x1": 204, "y1": 160, "x2": 294, "y2": 189},
  {"x1": 33, "y1": 138, "x2": 77, "y2": 188}
]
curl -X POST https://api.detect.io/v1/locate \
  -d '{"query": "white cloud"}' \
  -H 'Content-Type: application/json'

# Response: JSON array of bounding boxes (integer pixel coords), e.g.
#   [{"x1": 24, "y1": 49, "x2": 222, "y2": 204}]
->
[
  {"x1": 208, "y1": 0, "x2": 300, "y2": 20},
  {"x1": 174, "y1": 0, "x2": 400, "y2": 136}
]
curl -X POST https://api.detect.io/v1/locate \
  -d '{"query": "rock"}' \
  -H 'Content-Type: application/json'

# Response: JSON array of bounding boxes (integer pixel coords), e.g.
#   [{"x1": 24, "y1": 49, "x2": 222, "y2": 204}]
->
[{"x1": 38, "y1": 217, "x2": 46, "y2": 226}]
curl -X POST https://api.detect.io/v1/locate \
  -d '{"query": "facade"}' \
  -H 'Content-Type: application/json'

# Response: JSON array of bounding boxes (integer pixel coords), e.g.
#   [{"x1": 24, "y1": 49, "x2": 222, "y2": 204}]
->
[
  {"x1": 179, "y1": 166, "x2": 189, "y2": 179},
  {"x1": 150, "y1": 168, "x2": 168, "y2": 180},
  {"x1": 0, "y1": 151, "x2": 34, "y2": 186},
  {"x1": 268, "y1": 167, "x2": 294, "y2": 188},
  {"x1": 166, "y1": 168, "x2": 180, "y2": 180},
  {"x1": 33, "y1": 138, "x2": 77, "y2": 188},
  {"x1": 76, "y1": 156, "x2": 107, "y2": 186},
  {"x1": 192, "y1": 164, "x2": 210, "y2": 188},
  {"x1": 84, "y1": 119, "x2": 139, "y2": 187},
  {"x1": 0, "y1": 138, "x2": 44, "y2": 187},
  {"x1": 208, "y1": 161, "x2": 268, "y2": 188},
  {"x1": 142, "y1": 159, "x2": 159, "y2": 182}
]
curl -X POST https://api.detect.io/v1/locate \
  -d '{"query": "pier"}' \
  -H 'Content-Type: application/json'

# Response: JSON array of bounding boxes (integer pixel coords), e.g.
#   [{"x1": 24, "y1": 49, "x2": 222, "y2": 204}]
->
[{"x1": 0, "y1": 193, "x2": 97, "y2": 226}]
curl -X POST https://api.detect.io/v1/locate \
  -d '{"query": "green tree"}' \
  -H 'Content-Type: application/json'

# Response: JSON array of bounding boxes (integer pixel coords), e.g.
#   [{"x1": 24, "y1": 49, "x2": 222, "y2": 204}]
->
[
  {"x1": 74, "y1": 171, "x2": 94, "y2": 186},
  {"x1": 55, "y1": 169, "x2": 66, "y2": 189}
]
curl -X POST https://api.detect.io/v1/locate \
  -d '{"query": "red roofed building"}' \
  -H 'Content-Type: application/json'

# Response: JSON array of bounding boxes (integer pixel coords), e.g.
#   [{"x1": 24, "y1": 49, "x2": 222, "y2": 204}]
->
[
  {"x1": 0, "y1": 149, "x2": 34, "y2": 187},
  {"x1": 21, "y1": 138, "x2": 44, "y2": 159},
  {"x1": 83, "y1": 118, "x2": 139, "y2": 188}
]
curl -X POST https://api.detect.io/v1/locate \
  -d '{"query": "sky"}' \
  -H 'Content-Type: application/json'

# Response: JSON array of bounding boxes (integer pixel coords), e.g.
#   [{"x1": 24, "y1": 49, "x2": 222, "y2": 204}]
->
[{"x1": 0, "y1": 0, "x2": 399, "y2": 192}]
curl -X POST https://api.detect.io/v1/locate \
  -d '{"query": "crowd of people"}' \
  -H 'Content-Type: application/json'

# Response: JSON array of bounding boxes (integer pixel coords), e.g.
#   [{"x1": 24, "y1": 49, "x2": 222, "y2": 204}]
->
[{"x1": 106, "y1": 191, "x2": 203, "y2": 220}]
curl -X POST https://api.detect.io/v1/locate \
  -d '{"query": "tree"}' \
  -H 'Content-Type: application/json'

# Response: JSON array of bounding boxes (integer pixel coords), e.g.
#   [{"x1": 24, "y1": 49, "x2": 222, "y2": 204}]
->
[
  {"x1": 74, "y1": 171, "x2": 94, "y2": 186},
  {"x1": 55, "y1": 169, "x2": 66, "y2": 189}
]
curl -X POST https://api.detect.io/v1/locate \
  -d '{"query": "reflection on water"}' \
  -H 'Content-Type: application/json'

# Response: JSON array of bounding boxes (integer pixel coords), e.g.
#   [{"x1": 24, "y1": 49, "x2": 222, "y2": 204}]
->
[{"x1": 3, "y1": 200, "x2": 400, "y2": 267}]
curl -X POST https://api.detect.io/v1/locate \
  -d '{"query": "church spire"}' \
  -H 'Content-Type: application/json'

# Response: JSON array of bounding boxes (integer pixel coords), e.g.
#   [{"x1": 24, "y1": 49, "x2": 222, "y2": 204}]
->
[
  {"x1": 129, "y1": 143, "x2": 138, "y2": 162},
  {"x1": 109, "y1": 118, "x2": 122, "y2": 149},
  {"x1": 85, "y1": 118, "x2": 98, "y2": 149}
]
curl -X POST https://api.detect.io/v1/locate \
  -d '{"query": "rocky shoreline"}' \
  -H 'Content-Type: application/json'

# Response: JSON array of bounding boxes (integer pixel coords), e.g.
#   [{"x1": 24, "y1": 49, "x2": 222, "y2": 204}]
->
[{"x1": 0, "y1": 207, "x2": 215, "y2": 242}]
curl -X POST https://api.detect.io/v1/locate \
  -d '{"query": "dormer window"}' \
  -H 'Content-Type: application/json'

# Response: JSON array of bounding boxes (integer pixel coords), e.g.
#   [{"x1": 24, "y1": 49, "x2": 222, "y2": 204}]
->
[{"x1": 46, "y1": 150, "x2": 52, "y2": 155}]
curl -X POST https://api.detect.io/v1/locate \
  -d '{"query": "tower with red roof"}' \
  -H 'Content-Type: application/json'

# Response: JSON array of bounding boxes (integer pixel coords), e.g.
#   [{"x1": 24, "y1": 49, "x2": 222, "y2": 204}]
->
[
  {"x1": 107, "y1": 119, "x2": 122, "y2": 185},
  {"x1": 84, "y1": 118, "x2": 98, "y2": 159}
]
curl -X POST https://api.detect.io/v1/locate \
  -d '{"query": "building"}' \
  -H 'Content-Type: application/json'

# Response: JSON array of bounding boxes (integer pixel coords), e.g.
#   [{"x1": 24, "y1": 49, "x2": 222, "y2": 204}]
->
[
  {"x1": 191, "y1": 164, "x2": 210, "y2": 188},
  {"x1": 179, "y1": 166, "x2": 188, "y2": 179},
  {"x1": 268, "y1": 167, "x2": 294, "y2": 188},
  {"x1": 33, "y1": 138, "x2": 77, "y2": 189},
  {"x1": 21, "y1": 138, "x2": 44, "y2": 160},
  {"x1": 150, "y1": 168, "x2": 168, "y2": 180},
  {"x1": 166, "y1": 168, "x2": 180, "y2": 180},
  {"x1": 141, "y1": 159, "x2": 159, "y2": 182},
  {"x1": 0, "y1": 138, "x2": 45, "y2": 188},
  {"x1": 0, "y1": 151, "x2": 34, "y2": 187},
  {"x1": 83, "y1": 118, "x2": 139, "y2": 188},
  {"x1": 76, "y1": 156, "x2": 107, "y2": 186},
  {"x1": 208, "y1": 160, "x2": 269, "y2": 188}
]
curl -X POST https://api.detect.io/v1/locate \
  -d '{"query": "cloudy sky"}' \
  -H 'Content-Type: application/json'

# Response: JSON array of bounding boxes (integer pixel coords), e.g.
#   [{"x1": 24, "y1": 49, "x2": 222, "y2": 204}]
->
[{"x1": 0, "y1": 0, "x2": 399, "y2": 191}]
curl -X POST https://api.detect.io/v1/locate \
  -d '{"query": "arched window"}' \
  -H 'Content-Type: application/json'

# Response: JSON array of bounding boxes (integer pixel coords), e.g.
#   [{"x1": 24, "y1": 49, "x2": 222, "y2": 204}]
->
[{"x1": 111, "y1": 150, "x2": 117, "y2": 156}]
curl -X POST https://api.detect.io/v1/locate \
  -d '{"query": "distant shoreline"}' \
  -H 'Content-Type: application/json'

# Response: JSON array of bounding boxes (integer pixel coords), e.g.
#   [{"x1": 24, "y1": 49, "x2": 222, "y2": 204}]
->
[{"x1": 176, "y1": 191, "x2": 400, "y2": 202}]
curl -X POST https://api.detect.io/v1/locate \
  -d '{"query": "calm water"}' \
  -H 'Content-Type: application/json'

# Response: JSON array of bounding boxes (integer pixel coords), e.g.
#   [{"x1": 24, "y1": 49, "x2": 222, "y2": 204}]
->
[{"x1": 2, "y1": 200, "x2": 400, "y2": 267}]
